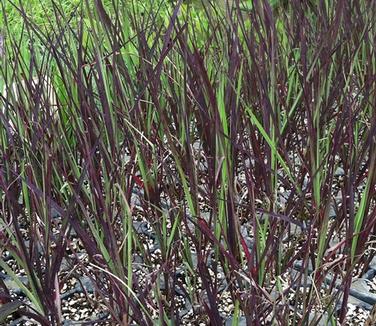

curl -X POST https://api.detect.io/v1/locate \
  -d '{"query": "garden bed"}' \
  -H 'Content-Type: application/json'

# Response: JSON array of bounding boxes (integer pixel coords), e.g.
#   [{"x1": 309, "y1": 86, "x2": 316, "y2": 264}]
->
[{"x1": 1, "y1": 0, "x2": 376, "y2": 324}]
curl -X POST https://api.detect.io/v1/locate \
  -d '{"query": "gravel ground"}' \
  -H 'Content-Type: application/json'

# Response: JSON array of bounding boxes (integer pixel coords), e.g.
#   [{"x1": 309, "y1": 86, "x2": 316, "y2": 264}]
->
[{"x1": 1, "y1": 164, "x2": 375, "y2": 325}]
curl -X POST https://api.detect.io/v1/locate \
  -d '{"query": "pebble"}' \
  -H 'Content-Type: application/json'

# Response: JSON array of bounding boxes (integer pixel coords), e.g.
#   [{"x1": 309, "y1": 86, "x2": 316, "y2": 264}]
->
[{"x1": 334, "y1": 167, "x2": 345, "y2": 176}]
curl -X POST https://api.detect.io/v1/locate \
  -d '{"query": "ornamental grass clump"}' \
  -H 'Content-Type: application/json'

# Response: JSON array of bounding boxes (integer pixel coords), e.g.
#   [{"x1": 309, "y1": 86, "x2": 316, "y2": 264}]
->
[{"x1": 0, "y1": 0, "x2": 375, "y2": 324}]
